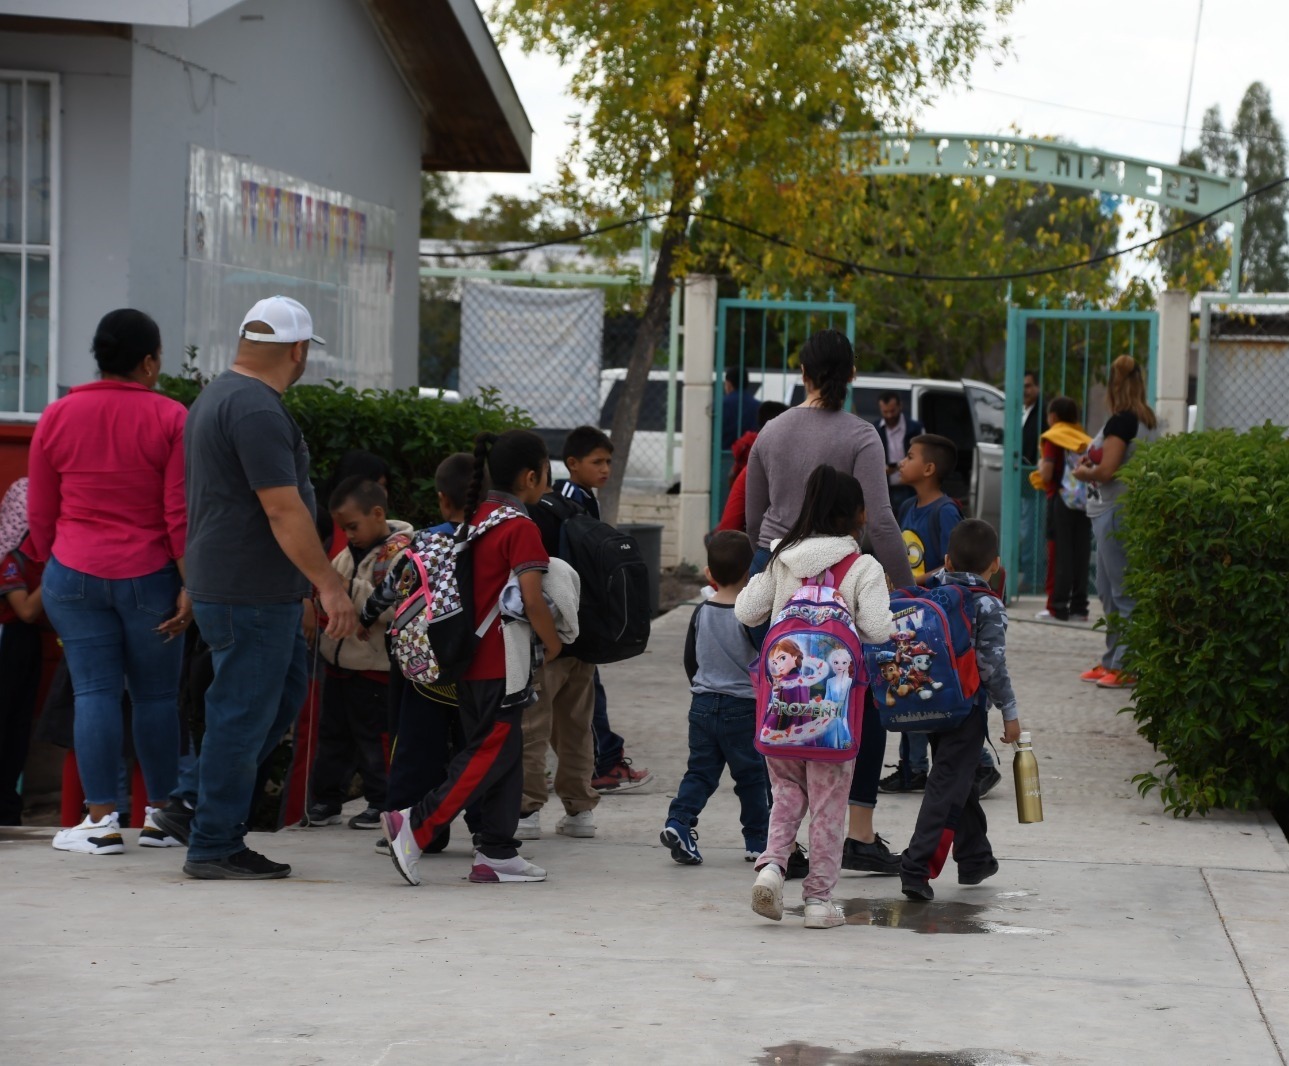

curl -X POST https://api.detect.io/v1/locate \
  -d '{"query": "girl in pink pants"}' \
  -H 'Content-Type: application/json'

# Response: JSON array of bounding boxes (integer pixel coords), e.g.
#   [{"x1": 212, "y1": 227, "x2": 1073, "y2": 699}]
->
[{"x1": 736, "y1": 465, "x2": 893, "y2": 929}]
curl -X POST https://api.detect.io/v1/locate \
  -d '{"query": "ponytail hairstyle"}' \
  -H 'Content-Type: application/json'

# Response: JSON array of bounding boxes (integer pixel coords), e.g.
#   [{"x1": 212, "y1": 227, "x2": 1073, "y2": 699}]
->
[
  {"x1": 1106, "y1": 355, "x2": 1157, "y2": 430},
  {"x1": 460, "y1": 429, "x2": 549, "y2": 539},
  {"x1": 770, "y1": 464, "x2": 865, "y2": 564},
  {"x1": 798, "y1": 329, "x2": 855, "y2": 412}
]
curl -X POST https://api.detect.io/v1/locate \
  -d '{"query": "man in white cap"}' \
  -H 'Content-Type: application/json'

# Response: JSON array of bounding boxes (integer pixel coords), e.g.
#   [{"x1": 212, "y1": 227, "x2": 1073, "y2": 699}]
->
[{"x1": 152, "y1": 296, "x2": 357, "y2": 879}]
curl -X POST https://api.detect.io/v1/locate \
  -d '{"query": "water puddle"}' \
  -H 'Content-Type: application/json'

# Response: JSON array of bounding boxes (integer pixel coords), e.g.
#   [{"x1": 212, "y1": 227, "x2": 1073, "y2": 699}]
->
[
  {"x1": 757, "y1": 1043, "x2": 1035, "y2": 1065},
  {"x1": 783, "y1": 897, "x2": 1051, "y2": 935}
]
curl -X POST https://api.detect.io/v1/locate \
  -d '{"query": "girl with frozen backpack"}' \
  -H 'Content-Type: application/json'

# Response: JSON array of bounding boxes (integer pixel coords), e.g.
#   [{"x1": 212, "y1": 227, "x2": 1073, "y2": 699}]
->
[{"x1": 735, "y1": 465, "x2": 893, "y2": 929}]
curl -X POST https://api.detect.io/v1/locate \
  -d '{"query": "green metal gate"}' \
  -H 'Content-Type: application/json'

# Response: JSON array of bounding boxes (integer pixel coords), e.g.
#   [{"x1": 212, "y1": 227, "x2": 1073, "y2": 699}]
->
[
  {"x1": 711, "y1": 291, "x2": 856, "y2": 526},
  {"x1": 1002, "y1": 302, "x2": 1158, "y2": 602}
]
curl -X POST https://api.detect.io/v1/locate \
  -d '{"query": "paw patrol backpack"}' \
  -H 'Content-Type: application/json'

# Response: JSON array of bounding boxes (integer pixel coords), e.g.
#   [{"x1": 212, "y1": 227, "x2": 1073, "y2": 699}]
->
[{"x1": 863, "y1": 585, "x2": 984, "y2": 732}]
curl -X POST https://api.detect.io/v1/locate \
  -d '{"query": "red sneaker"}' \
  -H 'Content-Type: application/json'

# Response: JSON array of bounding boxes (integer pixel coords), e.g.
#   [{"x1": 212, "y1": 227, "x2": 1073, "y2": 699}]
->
[
  {"x1": 1080, "y1": 663, "x2": 1110, "y2": 684},
  {"x1": 1096, "y1": 670, "x2": 1137, "y2": 689},
  {"x1": 592, "y1": 758, "x2": 653, "y2": 794}
]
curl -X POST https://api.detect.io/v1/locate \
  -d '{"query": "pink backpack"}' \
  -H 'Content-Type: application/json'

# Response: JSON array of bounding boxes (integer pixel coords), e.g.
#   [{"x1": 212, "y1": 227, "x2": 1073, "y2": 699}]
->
[{"x1": 751, "y1": 554, "x2": 868, "y2": 762}]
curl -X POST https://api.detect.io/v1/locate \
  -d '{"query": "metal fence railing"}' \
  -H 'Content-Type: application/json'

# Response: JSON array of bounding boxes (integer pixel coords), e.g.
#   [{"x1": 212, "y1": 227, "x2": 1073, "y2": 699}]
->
[
  {"x1": 1197, "y1": 295, "x2": 1289, "y2": 433},
  {"x1": 420, "y1": 267, "x2": 681, "y2": 491}
]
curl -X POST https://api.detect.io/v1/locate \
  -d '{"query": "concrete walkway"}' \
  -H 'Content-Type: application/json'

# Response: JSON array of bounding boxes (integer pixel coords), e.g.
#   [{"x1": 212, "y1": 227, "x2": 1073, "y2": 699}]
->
[{"x1": 3, "y1": 599, "x2": 1287, "y2": 1066}]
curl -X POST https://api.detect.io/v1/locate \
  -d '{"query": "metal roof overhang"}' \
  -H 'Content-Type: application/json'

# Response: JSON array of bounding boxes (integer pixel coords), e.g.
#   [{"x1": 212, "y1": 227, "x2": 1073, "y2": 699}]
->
[
  {"x1": 363, "y1": 0, "x2": 532, "y2": 173},
  {"x1": 0, "y1": 0, "x2": 532, "y2": 174}
]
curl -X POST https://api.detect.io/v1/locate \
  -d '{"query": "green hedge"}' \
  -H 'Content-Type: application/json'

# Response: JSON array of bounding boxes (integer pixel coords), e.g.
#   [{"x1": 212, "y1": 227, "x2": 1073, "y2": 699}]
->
[
  {"x1": 1115, "y1": 423, "x2": 1289, "y2": 818},
  {"x1": 158, "y1": 366, "x2": 532, "y2": 526}
]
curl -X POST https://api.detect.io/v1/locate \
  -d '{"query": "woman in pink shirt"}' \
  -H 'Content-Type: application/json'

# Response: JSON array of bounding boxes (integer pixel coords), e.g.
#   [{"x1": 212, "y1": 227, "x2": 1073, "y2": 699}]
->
[{"x1": 27, "y1": 309, "x2": 191, "y2": 856}]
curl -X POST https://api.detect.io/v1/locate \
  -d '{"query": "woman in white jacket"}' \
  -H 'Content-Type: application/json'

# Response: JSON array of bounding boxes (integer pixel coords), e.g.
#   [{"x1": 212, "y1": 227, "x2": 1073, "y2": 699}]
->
[{"x1": 736, "y1": 465, "x2": 893, "y2": 928}]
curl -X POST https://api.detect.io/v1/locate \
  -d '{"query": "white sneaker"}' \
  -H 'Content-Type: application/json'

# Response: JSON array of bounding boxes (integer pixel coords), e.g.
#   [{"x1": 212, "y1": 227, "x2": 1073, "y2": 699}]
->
[
  {"x1": 751, "y1": 863, "x2": 785, "y2": 921},
  {"x1": 803, "y1": 897, "x2": 846, "y2": 929},
  {"x1": 516, "y1": 811, "x2": 542, "y2": 840},
  {"x1": 52, "y1": 812, "x2": 124, "y2": 855},
  {"x1": 1034, "y1": 609, "x2": 1054, "y2": 621},
  {"x1": 138, "y1": 806, "x2": 183, "y2": 848},
  {"x1": 556, "y1": 810, "x2": 596, "y2": 838},
  {"x1": 469, "y1": 852, "x2": 547, "y2": 883}
]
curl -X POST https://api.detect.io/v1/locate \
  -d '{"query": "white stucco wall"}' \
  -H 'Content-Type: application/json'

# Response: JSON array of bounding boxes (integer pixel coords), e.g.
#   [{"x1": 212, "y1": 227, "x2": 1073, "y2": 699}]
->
[
  {"x1": 128, "y1": 0, "x2": 422, "y2": 389},
  {"x1": 0, "y1": 33, "x2": 133, "y2": 390}
]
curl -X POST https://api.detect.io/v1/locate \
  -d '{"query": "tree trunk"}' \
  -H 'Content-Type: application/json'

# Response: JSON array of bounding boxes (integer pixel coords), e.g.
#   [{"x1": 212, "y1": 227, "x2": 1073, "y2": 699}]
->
[{"x1": 598, "y1": 221, "x2": 684, "y2": 525}]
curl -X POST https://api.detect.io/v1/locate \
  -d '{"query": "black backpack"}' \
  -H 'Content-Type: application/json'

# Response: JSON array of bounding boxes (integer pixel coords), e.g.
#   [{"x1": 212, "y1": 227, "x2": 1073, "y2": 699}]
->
[{"x1": 538, "y1": 493, "x2": 651, "y2": 664}]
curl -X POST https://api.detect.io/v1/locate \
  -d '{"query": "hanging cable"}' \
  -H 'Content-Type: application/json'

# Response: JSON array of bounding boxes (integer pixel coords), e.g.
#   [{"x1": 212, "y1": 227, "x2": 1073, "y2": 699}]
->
[{"x1": 420, "y1": 175, "x2": 1287, "y2": 283}]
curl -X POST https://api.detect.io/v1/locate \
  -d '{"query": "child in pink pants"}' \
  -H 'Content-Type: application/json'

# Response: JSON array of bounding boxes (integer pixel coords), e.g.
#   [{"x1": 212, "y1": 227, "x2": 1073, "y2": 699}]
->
[{"x1": 736, "y1": 465, "x2": 894, "y2": 929}]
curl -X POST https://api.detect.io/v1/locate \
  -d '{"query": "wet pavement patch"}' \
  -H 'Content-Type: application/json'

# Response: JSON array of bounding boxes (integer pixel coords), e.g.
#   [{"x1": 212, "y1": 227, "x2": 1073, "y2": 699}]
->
[
  {"x1": 756, "y1": 1044, "x2": 1035, "y2": 1065},
  {"x1": 783, "y1": 896, "x2": 1052, "y2": 935}
]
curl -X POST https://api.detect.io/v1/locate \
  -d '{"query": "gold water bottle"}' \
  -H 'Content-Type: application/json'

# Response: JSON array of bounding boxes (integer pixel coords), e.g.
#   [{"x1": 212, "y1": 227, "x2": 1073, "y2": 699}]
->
[{"x1": 1013, "y1": 731, "x2": 1044, "y2": 823}]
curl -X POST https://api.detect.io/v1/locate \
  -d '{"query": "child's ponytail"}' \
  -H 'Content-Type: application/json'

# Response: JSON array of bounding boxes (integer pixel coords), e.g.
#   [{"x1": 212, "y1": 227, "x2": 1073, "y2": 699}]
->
[
  {"x1": 460, "y1": 432, "x2": 495, "y2": 539},
  {"x1": 770, "y1": 464, "x2": 865, "y2": 564}
]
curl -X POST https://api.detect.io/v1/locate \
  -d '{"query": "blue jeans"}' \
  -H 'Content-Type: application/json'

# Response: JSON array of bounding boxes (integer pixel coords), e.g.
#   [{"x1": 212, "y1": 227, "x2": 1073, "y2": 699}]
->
[
  {"x1": 667, "y1": 692, "x2": 770, "y2": 851},
  {"x1": 41, "y1": 556, "x2": 183, "y2": 806},
  {"x1": 590, "y1": 668, "x2": 624, "y2": 776},
  {"x1": 1092, "y1": 506, "x2": 1134, "y2": 671},
  {"x1": 748, "y1": 547, "x2": 774, "y2": 649},
  {"x1": 177, "y1": 601, "x2": 308, "y2": 861}
]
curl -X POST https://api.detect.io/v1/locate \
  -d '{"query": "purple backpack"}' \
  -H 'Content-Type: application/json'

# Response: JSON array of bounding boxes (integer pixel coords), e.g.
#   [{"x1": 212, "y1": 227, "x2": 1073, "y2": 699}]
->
[{"x1": 751, "y1": 554, "x2": 868, "y2": 762}]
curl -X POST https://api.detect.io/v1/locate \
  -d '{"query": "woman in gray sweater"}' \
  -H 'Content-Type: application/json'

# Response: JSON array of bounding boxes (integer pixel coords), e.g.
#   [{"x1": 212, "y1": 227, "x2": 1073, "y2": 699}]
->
[{"x1": 743, "y1": 327, "x2": 912, "y2": 876}]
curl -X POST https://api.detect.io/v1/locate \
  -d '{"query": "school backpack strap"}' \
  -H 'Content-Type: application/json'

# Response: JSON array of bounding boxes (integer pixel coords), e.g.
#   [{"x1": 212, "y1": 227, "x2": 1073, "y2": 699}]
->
[{"x1": 804, "y1": 552, "x2": 860, "y2": 590}]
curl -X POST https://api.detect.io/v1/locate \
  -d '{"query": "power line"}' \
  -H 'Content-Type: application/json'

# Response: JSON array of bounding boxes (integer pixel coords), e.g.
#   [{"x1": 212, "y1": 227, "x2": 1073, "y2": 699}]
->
[
  {"x1": 421, "y1": 175, "x2": 1289, "y2": 283},
  {"x1": 967, "y1": 85, "x2": 1281, "y2": 147}
]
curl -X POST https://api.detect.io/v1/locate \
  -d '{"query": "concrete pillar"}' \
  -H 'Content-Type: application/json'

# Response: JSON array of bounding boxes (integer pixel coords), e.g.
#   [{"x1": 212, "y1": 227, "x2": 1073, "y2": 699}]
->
[
  {"x1": 677, "y1": 275, "x2": 717, "y2": 567},
  {"x1": 1156, "y1": 289, "x2": 1191, "y2": 435}
]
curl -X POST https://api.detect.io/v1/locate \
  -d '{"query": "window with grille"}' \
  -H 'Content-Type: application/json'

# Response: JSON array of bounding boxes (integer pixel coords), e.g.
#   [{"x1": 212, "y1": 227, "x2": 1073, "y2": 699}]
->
[{"x1": 0, "y1": 72, "x2": 57, "y2": 418}]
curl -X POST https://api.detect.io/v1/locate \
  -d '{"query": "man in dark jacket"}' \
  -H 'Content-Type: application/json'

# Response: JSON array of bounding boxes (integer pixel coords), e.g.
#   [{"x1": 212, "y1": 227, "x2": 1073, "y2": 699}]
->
[{"x1": 874, "y1": 392, "x2": 923, "y2": 512}]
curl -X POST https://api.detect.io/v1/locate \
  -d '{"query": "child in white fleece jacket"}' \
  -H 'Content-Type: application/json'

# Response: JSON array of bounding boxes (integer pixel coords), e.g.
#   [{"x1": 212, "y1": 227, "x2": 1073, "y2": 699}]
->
[{"x1": 736, "y1": 465, "x2": 893, "y2": 929}]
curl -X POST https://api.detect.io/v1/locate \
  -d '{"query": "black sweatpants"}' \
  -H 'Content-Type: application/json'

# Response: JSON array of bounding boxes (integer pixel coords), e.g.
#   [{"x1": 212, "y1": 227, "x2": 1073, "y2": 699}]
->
[
  {"x1": 309, "y1": 670, "x2": 389, "y2": 810},
  {"x1": 847, "y1": 688, "x2": 887, "y2": 809},
  {"x1": 900, "y1": 706, "x2": 993, "y2": 884},
  {"x1": 408, "y1": 679, "x2": 523, "y2": 860},
  {"x1": 1051, "y1": 495, "x2": 1092, "y2": 618},
  {"x1": 386, "y1": 678, "x2": 479, "y2": 851},
  {"x1": 0, "y1": 620, "x2": 41, "y2": 825}
]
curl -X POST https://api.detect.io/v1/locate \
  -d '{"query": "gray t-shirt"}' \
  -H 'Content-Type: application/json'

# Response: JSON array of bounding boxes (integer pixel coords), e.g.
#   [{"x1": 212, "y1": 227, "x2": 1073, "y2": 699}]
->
[
  {"x1": 745, "y1": 406, "x2": 915, "y2": 588},
  {"x1": 184, "y1": 370, "x2": 316, "y2": 604},
  {"x1": 683, "y1": 600, "x2": 757, "y2": 699}
]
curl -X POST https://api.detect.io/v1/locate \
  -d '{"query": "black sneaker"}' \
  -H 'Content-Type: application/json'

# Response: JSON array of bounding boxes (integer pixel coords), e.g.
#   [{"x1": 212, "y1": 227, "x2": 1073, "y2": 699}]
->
[
  {"x1": 149, "y1": 800, "x2": 194, "y2": 846},
  {"x1": 878, "y1": 765, "x2": 928, "y2": 793},
  {"x1": 299, "y1": 804, "x2": 342, "y2": 827},
  {"x1": 785, "y1": 842, "x2": 810, "y2": 881},
  {"x1": 902, "y1": 878, "x2": 934, "y2": 901},
  {"x1": 348, "y1": 806, "x2": 382, "y2": 830},
  {"x1": 840, "y1": 834, "x2": 901, "y2": 875},
  {"x1": 183, "y1": 847, "x2": 291, "y2": 880},
  {"x1": 958, "y1": 857, "x2": 999, "y2": 886},
  {"x1": 975, "y1": 766, "x2": 1003, "y2": 799}
]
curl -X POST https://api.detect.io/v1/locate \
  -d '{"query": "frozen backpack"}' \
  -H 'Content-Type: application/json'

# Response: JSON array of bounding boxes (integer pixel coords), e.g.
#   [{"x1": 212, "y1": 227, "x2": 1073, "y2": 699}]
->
[
  {"x1": 388, "y1": 506, "x2": 523, "y2": 684},
  {"x1": 863, "y1": 584, "x2": 985, "y2": 733},
  {"x1": 751, "y1": 554, "x2": 868, "y2": 762}
]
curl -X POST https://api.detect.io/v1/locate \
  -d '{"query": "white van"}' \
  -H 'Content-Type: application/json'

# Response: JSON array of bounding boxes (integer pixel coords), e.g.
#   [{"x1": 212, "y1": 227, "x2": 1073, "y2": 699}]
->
[{"x1": 544, "y1": 368, "x2": 1005, "y2": 529}]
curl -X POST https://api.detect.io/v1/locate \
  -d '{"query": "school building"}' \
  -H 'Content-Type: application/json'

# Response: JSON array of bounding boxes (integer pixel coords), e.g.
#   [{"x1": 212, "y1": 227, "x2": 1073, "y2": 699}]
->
[{"x1": 0, "y1": 0, "x2": 531, "y2": 484}]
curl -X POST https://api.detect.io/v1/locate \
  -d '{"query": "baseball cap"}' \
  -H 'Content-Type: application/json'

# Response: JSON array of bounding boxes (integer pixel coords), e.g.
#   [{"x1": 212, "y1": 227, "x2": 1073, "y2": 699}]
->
[{"x1": 239, "y1": 295, "x2": 326, "y2": 346}]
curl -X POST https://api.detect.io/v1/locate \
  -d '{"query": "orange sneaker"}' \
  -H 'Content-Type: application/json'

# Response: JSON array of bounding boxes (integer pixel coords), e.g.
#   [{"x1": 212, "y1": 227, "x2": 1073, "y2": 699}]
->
[
  {"x1": 1080, "y1": 663, "x2": 1110, "y2": 683},
  {"x1": 1096, "y1": 670, "x2": 1137, "y2": 689}
]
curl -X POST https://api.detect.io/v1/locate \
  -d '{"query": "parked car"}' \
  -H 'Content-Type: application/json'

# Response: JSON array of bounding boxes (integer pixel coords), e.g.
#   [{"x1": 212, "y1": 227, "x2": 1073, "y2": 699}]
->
[
  {"x1": 750, "y1": 371, "x2": 1004, "y2": 530},
  {"x1": 542, "y1": 368, "x2": 1004, "y2": 531},
  {"x1": 546, "y1": 369, "x2": 682, "y2": 491}
]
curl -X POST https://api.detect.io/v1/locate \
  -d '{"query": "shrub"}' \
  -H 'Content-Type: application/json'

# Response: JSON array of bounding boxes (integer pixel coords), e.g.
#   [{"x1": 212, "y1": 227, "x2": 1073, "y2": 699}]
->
[
  {"x1": 1115, "y1": 423, "x2": 1289, "y2": 818},
  {"x1": 158, "y1": 364, "x2": 532, "y2": 525}
]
